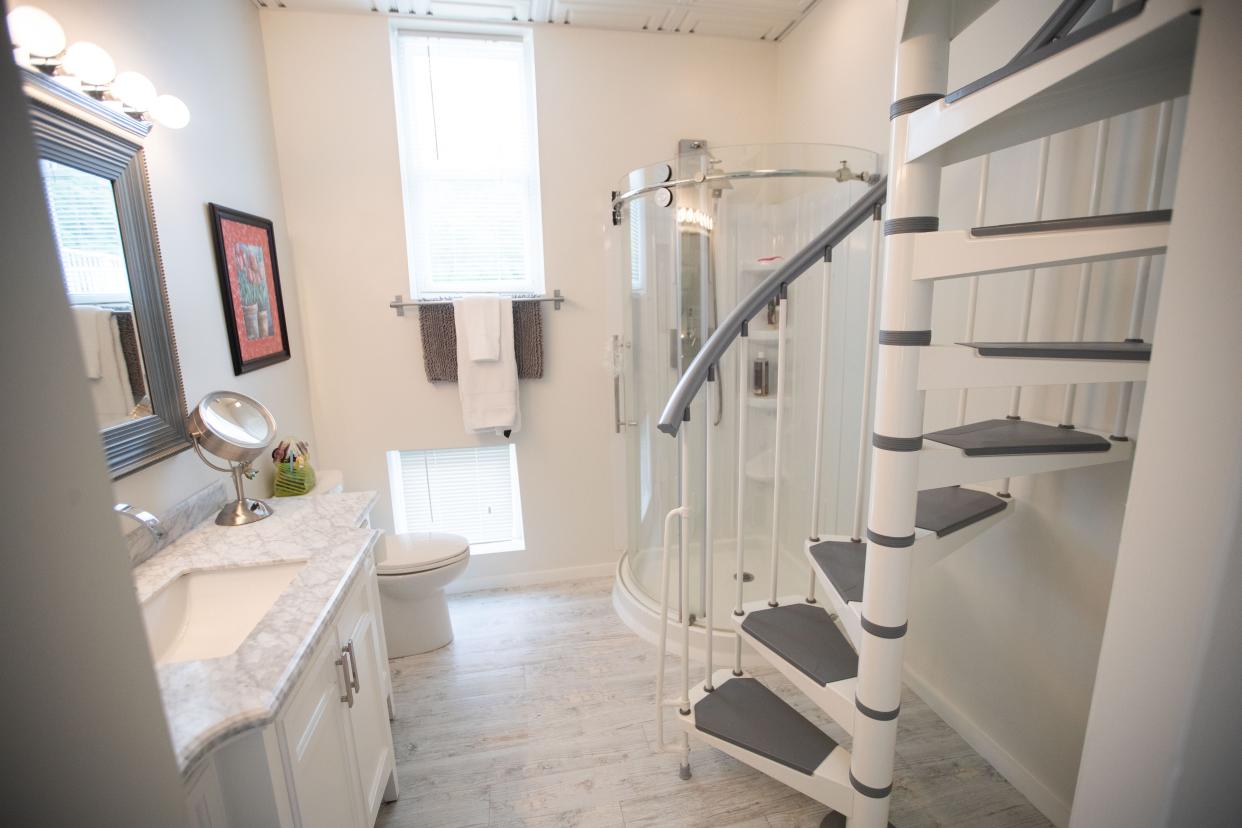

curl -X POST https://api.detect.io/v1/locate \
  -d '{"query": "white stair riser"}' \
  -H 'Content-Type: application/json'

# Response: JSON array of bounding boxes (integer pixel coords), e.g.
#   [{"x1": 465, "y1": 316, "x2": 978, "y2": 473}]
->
[
  {"x1": 911, "y1": 222, "x2": 1168, "y2": 282},
  {"x1": 918, "y1": 345, "x2": 1148, "y2": 390}
]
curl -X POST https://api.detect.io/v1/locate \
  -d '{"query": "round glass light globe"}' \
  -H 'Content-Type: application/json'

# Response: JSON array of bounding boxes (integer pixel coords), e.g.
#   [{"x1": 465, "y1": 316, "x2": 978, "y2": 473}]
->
[
  {"x1": 151, "y1": 94, "x2": 190, "y2": 129},
  {"x1": 113, "y1": 70, "x2": 157, "y2": 111},
  {"x1": 62, "y1": 41, "x2": 116, "y2": 86},
  {"x1": 6, "y1": 6, "x2": 65, "y2": 59}
]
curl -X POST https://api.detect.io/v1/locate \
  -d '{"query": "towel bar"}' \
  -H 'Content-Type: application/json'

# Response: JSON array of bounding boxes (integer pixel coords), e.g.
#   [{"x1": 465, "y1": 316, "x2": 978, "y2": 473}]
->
[{"x1": 389, "y1": 290, "x2": 565, "y2": 316}]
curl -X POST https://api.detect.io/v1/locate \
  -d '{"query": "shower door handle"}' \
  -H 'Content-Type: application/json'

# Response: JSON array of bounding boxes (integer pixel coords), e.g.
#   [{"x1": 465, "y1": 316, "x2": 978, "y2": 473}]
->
[{"x1": 612, "y1": 335, "x2": 637, "y2": 433}]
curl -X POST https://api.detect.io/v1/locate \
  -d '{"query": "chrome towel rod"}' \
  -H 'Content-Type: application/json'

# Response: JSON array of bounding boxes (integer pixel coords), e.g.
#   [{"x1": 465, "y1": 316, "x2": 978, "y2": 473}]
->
[{"x1": 389, "y1": 289, "x2": 565, "y2": 316}]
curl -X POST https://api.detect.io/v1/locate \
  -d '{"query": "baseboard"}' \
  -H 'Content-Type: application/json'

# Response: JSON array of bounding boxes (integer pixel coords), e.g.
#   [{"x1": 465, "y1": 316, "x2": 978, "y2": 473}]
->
[
  {"x1": 446, "y1": 561, "x2": 616, "y2": 594},
  {"x1": 902, "y1": 665, "x2": 1072, "y2": 828}
]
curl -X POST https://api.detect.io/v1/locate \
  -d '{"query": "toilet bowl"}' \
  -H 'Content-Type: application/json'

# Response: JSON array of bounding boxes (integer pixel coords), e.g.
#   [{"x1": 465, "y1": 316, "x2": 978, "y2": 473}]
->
[{"x1": 376, "y1": 532, "x2": 470, "y2": 658}]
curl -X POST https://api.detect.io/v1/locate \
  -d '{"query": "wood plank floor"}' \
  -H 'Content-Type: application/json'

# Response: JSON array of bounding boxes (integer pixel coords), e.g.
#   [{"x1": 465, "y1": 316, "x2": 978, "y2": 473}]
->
[{"x1": 375, "y1": 578, "x2": 1052, "y2": 828}]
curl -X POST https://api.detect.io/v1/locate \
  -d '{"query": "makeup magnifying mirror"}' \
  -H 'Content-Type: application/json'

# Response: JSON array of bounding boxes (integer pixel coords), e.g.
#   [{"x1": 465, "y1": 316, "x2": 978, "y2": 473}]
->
[{"x1": 187, "y1": 391, "x2": 278, "y2": 526}]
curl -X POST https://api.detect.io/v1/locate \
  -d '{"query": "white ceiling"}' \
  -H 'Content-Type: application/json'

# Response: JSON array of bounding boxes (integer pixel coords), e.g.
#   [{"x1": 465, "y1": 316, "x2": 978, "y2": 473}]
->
[{"x1": 252, "y1": 0, "x2": 820, "y2": 41}]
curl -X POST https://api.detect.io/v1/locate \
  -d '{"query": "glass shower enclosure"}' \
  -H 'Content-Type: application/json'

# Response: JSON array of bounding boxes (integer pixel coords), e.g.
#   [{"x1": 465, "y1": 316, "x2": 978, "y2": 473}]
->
[{"x1": 609, "y1": 141, "x2": 880, "y2": 655}]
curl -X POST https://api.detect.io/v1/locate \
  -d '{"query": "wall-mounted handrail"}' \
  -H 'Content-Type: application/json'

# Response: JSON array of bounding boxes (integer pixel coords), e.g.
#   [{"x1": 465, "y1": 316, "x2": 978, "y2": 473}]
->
[{"x1": 657, "y1": 175, "x2": 888, "y2": 437}]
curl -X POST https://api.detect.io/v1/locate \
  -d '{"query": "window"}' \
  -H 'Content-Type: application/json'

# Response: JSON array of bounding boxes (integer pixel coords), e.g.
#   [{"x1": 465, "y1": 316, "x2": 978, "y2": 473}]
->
[
  {"x1": 392, "y1": 30, "x2": 545, "y2": 298},
  {"x1": 39, "y1": 159, "x2": 132, "y2": 305},
  {"x1": 386, "y1": 445, "x2": 525, "y2": 553}
]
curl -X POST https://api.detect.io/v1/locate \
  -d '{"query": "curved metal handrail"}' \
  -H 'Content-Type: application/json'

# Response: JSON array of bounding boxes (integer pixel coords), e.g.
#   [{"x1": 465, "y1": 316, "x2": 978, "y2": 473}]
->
[{"x1": 656, "y1": 175, "x2": 888, "y2": 437}]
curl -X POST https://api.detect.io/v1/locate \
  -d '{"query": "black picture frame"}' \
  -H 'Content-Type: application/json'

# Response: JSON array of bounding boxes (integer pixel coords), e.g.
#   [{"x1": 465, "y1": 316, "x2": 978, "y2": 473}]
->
[{"x1": 207, "y1": 203, "x2": 291, "y2": 375}]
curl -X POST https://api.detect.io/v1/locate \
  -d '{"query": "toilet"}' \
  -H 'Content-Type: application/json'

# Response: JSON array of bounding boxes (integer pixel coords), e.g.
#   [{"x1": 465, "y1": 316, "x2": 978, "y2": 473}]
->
[{"x1": 376, "y1": 532, "x2": 471, "y2": 657}]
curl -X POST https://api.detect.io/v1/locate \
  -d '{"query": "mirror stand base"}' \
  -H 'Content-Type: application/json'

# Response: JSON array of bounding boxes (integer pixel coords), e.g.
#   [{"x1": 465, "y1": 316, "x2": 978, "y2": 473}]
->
[{"x1": 215, "y1": 498, "x2": 273, "y2": 526}]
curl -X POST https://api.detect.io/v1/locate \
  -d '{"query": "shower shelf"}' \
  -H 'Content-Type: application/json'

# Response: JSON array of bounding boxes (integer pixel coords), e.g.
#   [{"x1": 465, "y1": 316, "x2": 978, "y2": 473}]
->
[{"x1": 745, "y1": 450, "x2": 775, "y2": 484}]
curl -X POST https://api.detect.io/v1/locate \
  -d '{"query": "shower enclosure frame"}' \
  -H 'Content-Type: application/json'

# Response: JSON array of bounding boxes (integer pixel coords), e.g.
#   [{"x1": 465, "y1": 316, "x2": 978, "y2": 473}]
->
[{"x1": 608, "y1": 140, "x2": 879, "y2": 660}]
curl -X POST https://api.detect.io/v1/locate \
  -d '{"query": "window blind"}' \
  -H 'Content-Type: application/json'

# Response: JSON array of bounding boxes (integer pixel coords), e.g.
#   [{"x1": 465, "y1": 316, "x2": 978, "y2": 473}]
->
[
  {"x1": 393, "y1": 32, "x2": 545, "y2": 297},
  {"x1": 388, "y1": 445, "x2": 524, "y2": 549},
  {"x1": 39, "y1": 159, "x2": 131, "y2": 302}
]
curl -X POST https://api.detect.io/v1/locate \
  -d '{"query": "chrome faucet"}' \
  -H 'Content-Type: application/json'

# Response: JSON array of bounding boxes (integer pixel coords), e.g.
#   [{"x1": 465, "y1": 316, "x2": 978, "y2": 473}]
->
[{"x1": 115, "y1": 503, "x2": 165, "y2": 541}]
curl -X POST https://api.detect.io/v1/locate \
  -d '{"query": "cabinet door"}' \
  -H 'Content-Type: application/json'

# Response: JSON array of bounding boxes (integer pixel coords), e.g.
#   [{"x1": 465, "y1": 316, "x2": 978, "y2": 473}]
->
[
  {"x1": 279, "y1": 636, "x2": 363, "y2": 828},
  {"x1": 342, "y1": 596, "x2": 397, "y2": 822}
]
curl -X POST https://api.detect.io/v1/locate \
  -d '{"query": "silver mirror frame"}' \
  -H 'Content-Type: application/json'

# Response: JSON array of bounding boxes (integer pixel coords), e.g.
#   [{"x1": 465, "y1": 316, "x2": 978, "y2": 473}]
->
[{"x1": 24, "y1": 68, "x2": 190, "y2": 478}]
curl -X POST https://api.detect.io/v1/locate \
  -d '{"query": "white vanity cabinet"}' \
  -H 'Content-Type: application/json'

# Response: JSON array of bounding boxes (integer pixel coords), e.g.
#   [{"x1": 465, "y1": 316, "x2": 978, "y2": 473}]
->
[{"x1": 186, "y1": 556, "x2": 397, "y2": 828}]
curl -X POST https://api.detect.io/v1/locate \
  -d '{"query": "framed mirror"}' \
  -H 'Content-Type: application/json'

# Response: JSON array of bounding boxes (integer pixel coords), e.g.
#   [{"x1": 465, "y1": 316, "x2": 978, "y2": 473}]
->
[{"x1": 23, "y1": 68, "x2": 189, "y2": 478}]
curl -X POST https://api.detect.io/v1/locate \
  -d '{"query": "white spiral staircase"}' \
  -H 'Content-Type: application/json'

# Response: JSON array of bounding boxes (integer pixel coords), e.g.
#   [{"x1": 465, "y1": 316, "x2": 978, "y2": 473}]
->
[{"x1": 647, "y1": 0, "x2": 1200, "y2": 825}]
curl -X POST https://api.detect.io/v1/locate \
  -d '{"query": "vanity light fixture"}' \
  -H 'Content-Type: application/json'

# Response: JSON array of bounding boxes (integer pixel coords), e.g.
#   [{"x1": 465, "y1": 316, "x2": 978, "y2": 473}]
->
[
  {"x1": 6, "y1": 4, "x2": 64, "y2": 68},
  {"x1": 6, "y1": 4, "x2": 190, "y2": 127},
  {"x1": 61, "y1": 40, "x2": 115, "y2": 89},
  {"x1": 112, "y1": 70, "x2": 157, "y2": 112}
]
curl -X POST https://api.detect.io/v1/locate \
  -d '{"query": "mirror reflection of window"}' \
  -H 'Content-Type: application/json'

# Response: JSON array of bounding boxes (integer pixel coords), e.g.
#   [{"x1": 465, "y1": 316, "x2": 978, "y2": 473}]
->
[{"x1": 39, "y1": 159, "x2": 151, "y2": 428}]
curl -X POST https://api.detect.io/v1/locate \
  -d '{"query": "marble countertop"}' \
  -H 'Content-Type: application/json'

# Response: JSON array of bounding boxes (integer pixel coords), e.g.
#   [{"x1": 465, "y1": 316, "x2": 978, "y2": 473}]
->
[{"x1": 132, "y1": 491, "x2": 381, "y2": 776}]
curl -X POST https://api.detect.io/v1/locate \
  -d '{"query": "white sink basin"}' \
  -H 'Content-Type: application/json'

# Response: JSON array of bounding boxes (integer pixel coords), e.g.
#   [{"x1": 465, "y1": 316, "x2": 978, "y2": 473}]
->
[{"x1": 142, "y1": 562, "x2": 306, "y2": 665}]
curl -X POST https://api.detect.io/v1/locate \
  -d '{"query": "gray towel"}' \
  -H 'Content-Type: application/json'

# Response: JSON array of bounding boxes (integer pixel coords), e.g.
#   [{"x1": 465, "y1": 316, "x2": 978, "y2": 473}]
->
[{"x1": 419, "y1": 301, "x2": 544, "y2": 382}]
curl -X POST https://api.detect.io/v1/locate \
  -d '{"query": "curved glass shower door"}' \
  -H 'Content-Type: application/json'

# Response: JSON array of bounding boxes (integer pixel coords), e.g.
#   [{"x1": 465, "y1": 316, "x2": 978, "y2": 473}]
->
[{"x1": 612, "y1": 142, "x2": 879, "y2": 631}]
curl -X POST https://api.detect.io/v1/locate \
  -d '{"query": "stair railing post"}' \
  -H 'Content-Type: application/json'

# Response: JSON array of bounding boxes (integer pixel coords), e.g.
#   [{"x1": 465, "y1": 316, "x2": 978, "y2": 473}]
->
[
  {"x1": 1059, "y1": 118, "x2": 1112, "y2": 427},
  {"x1": 704, "y1": 366, "x2": 716, "y2": 691},
  {"x1": 851, "y1": 5, "x2": 949, "y2": 826},
  {"x1": 677, "y1": 414, "x2": 692, "y2": 779},
  {"x1": 956, "y1": 155, "x2": 990, "y2": 426},
  {"x1": 1113, "y1": 99, "x2": 1173, "y2": 441},
  {"x1": 851, "y1": 210, "x2": 884, "y2": 542},
  {"x1": 733, "y1": 329, "x2": 749, "y2": 675},
  {"x1": 654, "y1": 503, "x2": 688, "y2": 759},
  {"x1": 767, "y1": 285, "x2": 790, "y2": 608},
  {"x1": 999, "y1": 135, "x2": 1052, "y2": 498},
  {"x1": 808, "y1": 252, "x2": 834, "y2": 601}
]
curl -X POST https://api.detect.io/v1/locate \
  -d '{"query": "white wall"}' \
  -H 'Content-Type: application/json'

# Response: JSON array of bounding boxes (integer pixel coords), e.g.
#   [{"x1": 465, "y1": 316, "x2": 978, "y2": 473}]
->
[
  {"x1": 776, "y1": 1, "x2": 1180, "y2": 822},
  {"x1": 1, "y1": 25, "x2": 185, "y2": 823},
  {"x1": 258, "y1": 11, "x2": 778, "y2": 587},
  {"x1": 38, "y1": 0, "x2": 318, "y2": 528},
  {"x1": 1070, "y1": 1, "x2": 1242, "y2": 823}
]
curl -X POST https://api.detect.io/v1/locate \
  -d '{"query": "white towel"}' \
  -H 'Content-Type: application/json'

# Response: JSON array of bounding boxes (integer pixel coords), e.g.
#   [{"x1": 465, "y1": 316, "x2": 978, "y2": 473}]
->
[
  {"x1": 71, "y1": 304, "x2": 107, "y2": 379},
  {"x1": 455, "y1": 297, "x2": 520, "y2": 435},
  {"x1": 453, "y1": 295, "x2": 501, "y2": 362}
]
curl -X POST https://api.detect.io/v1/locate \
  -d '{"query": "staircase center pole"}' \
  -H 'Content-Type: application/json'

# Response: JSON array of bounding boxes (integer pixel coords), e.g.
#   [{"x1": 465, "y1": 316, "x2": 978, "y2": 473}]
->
[{"x1": 849, "y1": 5, "x2": 948, "y2": 826}]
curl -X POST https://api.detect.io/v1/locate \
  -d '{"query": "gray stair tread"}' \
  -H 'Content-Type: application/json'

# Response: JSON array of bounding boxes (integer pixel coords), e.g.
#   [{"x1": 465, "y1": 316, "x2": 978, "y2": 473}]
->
[
  {"x1": 961, "y1": 341, "x2": 1152, "y2": 361},
  {"x1": 925, "y1": 419, "x2": 1111, "y2": 456},
  {"x1": 694, "y1": 677, "x2": 838, "y2": 775},
  {"x1": 741, "y1": 603, "x2": 858, "y2": 687},
  {"x1": 944, "y1": 1, "x2": 1145, "y2": 103},
  {"x1": 916, "y1": 486, "x2": 1008, "y2": 537},
  {"x1": 969, "y1": 208, "x2": 1170, "y2": 238},
  {"x1": 809, "y1": 540, "x2": 866, "y2": 604}
]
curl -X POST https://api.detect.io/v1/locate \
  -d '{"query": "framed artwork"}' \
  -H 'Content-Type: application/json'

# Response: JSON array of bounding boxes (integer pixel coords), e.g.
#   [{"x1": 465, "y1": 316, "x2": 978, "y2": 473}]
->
[{"x1": 208, "y1": 203, "x2": 291, "y2": 375}]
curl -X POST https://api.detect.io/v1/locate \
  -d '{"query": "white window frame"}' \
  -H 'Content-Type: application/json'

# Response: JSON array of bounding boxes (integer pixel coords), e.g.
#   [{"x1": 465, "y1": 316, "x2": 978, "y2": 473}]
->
[
  {"x1": 385, "y1": 445, "x2": 526, "y2": 555},
  {"x1": 390, "y1": 23, "x2": 546, "y2": 300}
]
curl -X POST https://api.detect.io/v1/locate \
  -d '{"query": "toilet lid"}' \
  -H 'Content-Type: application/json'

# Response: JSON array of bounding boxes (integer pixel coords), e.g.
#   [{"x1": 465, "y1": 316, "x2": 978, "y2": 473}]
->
[{"x1": 378, "y1": 531, "x2": 470, "y2": 575}]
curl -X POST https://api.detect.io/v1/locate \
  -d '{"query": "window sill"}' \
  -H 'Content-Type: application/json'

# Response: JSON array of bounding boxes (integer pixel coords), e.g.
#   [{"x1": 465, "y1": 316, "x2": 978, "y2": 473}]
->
[{"x1": 470, "y1": 538, "x2": 525, "y2": 556}]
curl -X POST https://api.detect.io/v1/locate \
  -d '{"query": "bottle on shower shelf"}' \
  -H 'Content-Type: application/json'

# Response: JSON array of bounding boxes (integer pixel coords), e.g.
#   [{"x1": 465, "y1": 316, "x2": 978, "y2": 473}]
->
[{"x1": 752, "y1": 351, "x2": 771, "y2": 397}]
